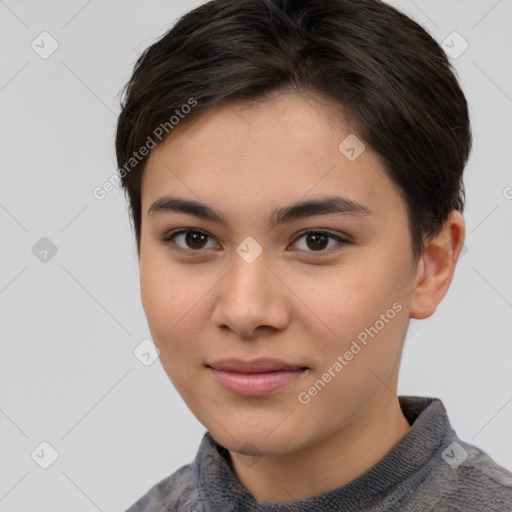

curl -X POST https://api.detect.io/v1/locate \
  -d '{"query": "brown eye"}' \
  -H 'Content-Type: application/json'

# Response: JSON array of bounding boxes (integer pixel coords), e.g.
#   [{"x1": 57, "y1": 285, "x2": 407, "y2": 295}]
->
[
  {"x1": 162, "y1": 229, "x2": 218, "y2": 251},
  {"x1": 305, "y1": 232, "x2": 329, "y2": 251},
  {"x1": 291, "y1": 230, "x2": 349, "y2": 253}
]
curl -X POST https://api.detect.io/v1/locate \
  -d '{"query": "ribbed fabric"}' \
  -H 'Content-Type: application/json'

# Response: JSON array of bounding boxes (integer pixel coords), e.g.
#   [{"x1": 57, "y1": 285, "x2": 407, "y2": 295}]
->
[{"x1": 125, "y1": 396, "x2": 512, "y2": 511}]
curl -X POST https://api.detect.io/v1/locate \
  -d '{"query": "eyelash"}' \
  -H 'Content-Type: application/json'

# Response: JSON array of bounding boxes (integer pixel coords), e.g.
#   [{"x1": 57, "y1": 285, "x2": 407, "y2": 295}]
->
[{"x1": 160, "y1": 229, "x2": 350, "y2": 255}]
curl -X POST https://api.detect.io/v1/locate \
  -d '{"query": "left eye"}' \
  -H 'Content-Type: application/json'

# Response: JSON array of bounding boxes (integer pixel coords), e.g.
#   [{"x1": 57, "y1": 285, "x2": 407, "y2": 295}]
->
[
  {"x1": 291, "y1": 230, "x2": 348, "y2": 252},
  {"x1": 161, "y1": 229, "x2": 348, "y2": 253}
]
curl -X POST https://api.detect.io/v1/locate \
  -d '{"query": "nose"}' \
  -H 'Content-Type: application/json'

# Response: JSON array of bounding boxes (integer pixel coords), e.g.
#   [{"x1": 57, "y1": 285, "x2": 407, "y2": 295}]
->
[{"x1": 211, "y1": 248, "x2": 289, "y2": 338}]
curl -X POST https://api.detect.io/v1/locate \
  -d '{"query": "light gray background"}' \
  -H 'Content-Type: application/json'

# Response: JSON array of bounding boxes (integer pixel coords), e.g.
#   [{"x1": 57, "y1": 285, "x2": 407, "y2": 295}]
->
[{"x1": 0, "y1": 0, "x2": 511, "y2": 510}]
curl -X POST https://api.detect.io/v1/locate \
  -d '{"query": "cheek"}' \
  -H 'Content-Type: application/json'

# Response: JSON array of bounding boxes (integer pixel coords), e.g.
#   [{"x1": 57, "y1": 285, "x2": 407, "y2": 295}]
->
[
  {"x1": 140, "y1": 243, "x2": 191, "y2": 321},
  {"x1": 140, "y1": 252, "x2": 170, "y2": 326},
  {"x1": 293, "y1": 262, "x2": 402, "y2": 331},
  {"x1": 288, "y1": 256, "x2": 409, "y2": 370},
  {"x1": 139, "y1": 254, "x2": 213, "y2": 362},
  {"x1": 293, "y1": 273, "x2": 407, "y2": 412},
  {"x1": 140, "y1": 252, "x2": 183, "y2": 347}
]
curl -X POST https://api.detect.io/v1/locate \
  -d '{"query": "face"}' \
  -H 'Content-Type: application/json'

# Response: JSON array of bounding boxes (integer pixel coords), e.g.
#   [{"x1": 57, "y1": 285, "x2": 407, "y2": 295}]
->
[{"x1": 139, "y1": 90, "x2": 420, "y2": 456}]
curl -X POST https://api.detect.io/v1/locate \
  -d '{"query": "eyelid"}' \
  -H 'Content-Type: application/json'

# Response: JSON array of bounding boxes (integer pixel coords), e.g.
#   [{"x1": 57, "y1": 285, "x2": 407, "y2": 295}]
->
[{"x1": 161, "y1": 228, "x2": 351, "y2": 254}]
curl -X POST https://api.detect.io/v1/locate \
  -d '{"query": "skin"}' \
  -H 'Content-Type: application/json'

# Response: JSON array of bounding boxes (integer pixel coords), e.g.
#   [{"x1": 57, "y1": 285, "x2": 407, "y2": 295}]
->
[{"x1": 139, "y1": 89, "x2": 465, "y2": 502}]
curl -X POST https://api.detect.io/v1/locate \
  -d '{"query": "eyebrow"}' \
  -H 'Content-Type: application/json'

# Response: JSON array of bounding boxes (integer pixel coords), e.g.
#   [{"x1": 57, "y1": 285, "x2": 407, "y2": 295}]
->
[{"x1": 147, "y1": 195, "x2": 372, "y2": 227}]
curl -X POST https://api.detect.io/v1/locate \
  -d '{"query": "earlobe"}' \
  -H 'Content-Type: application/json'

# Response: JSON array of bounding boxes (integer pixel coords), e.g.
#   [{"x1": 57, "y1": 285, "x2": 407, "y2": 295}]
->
[{"x1": 409, "y1": 211, "x2": 465, "y2": 320}]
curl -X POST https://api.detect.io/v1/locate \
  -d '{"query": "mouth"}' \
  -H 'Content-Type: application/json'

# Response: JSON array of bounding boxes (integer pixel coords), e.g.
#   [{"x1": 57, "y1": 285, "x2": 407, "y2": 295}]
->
[{"x1": 206, "y1": 358, "x2": 309, "y2": 397}]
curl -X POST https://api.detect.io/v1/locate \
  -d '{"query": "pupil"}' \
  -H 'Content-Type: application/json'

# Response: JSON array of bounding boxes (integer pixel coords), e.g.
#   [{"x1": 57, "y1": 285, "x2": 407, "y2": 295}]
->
[
  {"x1": 307, "y1": 233, "x2": 328, "y2": 250},
  {"x1": 186, "y1": 231, "x2": 207, "y2": 249}
]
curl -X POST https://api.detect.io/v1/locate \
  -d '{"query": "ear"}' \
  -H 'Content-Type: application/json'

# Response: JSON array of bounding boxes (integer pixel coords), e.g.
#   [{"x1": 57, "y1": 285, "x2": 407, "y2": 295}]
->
[{"x1": 409, "y1": 210, "x2": 466, "y2": 319}]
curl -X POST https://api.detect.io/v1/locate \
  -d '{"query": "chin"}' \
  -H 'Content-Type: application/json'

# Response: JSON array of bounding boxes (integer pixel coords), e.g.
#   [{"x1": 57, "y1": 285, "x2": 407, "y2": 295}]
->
[{"x1": 208, "y1": 422, "x2": 303, "y2": 458}]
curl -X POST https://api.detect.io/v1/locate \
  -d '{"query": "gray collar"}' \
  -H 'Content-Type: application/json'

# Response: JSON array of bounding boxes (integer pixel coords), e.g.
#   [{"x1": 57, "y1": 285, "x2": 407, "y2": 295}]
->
[{"x1": 193, "y1": 396, "x2": 455, "y2": 511}]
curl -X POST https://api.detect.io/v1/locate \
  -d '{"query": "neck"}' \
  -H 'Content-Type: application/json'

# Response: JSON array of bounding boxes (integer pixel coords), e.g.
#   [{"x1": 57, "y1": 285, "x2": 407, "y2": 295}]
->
[{"x1": 229, "y1": 387, "x2": 411, "y2": 502}]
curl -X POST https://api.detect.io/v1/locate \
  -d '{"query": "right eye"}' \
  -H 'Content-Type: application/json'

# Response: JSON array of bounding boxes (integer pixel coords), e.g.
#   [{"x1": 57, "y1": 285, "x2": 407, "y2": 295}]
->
[{"x1": 161, "y1": 229, "x2": 220, "y2": 253}]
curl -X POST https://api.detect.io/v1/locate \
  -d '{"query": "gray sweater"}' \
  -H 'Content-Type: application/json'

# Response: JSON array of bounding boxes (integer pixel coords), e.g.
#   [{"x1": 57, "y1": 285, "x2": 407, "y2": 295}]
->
[{"x1": 125, "y1": 396, "x2": 512, "y2": 511}]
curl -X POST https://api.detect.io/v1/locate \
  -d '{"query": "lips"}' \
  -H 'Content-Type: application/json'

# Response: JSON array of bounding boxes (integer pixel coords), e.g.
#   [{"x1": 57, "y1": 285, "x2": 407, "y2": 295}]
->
[
  {"x1": 206, "y1": 358, "x2": 308, "y2": 396},
  {"x1": 207, "y1": 357, "x2": 307, "y2": 373}
]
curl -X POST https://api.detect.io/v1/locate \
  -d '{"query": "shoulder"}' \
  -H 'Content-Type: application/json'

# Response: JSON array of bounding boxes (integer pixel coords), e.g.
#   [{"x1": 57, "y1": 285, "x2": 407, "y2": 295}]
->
[
  {"x1": 124, "y1": 462, "x2": 201, "y2": 512},
  {"x1": 425, "y1": 439, "x2": 512, "y2": 511}
]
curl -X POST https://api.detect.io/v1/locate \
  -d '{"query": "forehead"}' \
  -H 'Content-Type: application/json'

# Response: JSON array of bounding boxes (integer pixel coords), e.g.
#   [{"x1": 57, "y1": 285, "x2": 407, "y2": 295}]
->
[{"x1": 141, "y1": 91, "x2": 405, "y2": 222}]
